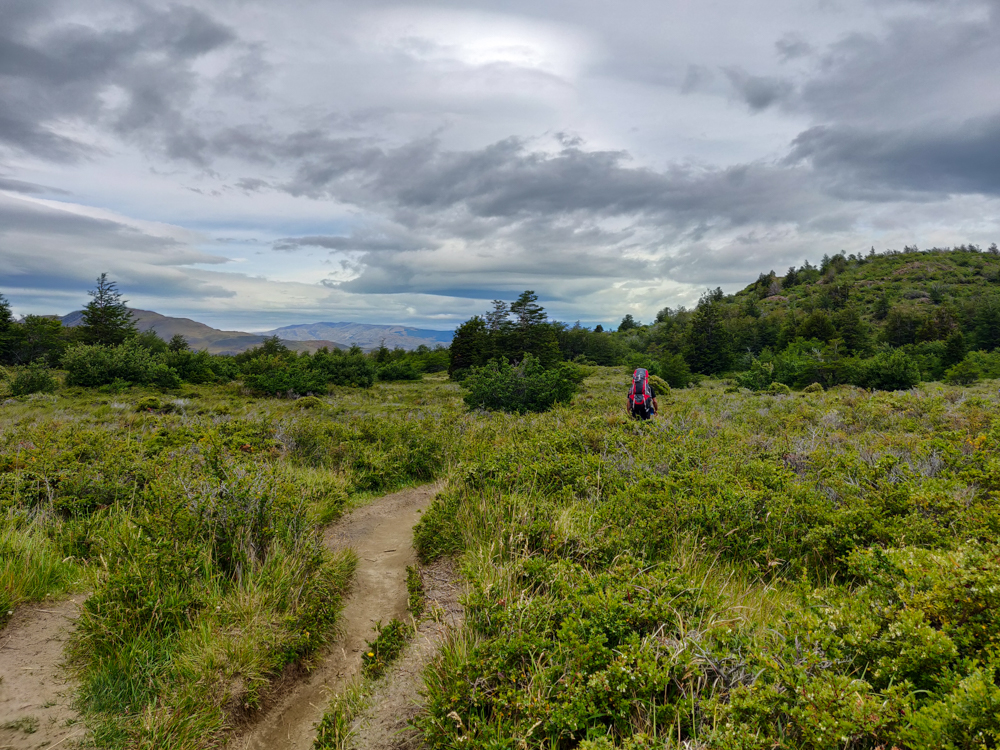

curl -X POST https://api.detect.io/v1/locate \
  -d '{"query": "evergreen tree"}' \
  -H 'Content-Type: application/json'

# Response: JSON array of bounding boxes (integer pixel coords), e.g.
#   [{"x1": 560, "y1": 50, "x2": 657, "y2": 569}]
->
[
  {"x1": 618, "y1": 314, "x2": 639, "y2": 331},
  {"x1": 448, "y1": 316, "x2": 488, "y2": 378},
  {"x1": 0, "y1": 294, "x2": 14, "y2": 364},
  {"x1": 168, "y1": 334, "x2": 190, "y2": 352},
  {"x1": 485, "y1": 300, "x2": 511, "y2": 332},
  {"x1": 80, "y1": 273, "x2": 136, "y2": 346},
  {"x1": 684, "y1": 298, "x2": 731, "y2": 374},
  {"x1": 943, "y1": 331, "x2": 967, "y2": 368},
  {"x1": 510, "y1": 291, "x2": 547, "y2": 328}
]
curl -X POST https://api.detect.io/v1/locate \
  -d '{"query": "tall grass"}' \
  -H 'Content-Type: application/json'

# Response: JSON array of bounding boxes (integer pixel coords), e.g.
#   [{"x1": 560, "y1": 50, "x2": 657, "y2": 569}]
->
[{"x1": 0, "y1": 525, "x2": 84, "y2": 625}]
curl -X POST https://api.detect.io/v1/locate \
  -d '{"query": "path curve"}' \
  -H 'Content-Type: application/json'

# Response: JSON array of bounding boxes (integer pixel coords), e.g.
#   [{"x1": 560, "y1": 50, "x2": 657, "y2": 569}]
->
[{"x1": 227, "y1": 482, "x2": 442, "y2": 750}]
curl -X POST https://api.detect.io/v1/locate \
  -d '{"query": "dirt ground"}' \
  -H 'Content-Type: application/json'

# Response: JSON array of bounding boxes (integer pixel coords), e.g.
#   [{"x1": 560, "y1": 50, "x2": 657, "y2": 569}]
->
[
  {"x1": 0, "y1": 597, "x2": 84, "y2": 750},
  {"x1": 227, "y1": 482, "x2": 445, "y2": 750},
  {"x1": 348, "y1": 558, "x2": 465, "y2": 750}
]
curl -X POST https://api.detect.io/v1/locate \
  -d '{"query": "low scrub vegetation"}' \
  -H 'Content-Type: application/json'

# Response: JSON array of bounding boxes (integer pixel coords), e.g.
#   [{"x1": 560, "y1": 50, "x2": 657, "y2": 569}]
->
[
  {"x1": 0, "y1": 375, "x2": 462, "y2": 748},
  {"x1": 414, "y1": 369, "x2": 1000, "y2": 749}
]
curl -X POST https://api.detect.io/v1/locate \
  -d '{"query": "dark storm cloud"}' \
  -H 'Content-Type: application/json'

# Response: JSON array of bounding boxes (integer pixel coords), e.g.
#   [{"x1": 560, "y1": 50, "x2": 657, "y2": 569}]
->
[
  {"x1": 0, "y1": 1, "x2": 235, "y2": 162},
  {"x1": 787, "y1": 116, "x2": 1000, "y2": 197},
  {"x1": 277, "y1": 135, "x2": 826, "y2": 231}
]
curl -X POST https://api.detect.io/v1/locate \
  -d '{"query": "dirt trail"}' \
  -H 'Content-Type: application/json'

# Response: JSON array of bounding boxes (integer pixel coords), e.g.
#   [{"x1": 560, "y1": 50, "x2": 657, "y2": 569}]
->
[
  {"x1": 349, "y1": 558, "x2": 464, "y2": 750},
  {"x1": 228, "y1": 482, "x2": 443, "y2": 750},
  {"x1": 0, "y1": 597, "x2": 84, "y2": 750}
]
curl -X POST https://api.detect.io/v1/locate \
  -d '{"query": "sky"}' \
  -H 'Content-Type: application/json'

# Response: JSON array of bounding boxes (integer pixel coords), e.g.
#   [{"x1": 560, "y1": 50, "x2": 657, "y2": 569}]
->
[{"x1": 2, "y1": 0, "x2": 999, "y2": 331}]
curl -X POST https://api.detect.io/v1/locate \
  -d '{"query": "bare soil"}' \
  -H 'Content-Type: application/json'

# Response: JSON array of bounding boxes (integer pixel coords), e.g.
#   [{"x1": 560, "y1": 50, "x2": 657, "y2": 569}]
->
[
  {"x1": 0, "y1": 597, "x2": 84, "y2": 750},
  {"x1": 348, "y1": 558, "x2": 464, "y2": 750},
  {"x1": 228, "y1": 482, "x2": 444, "y2": 750}
]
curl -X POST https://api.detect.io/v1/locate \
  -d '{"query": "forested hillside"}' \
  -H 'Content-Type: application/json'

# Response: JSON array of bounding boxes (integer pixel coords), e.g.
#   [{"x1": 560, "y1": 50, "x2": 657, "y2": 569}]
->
[{"x1": 548, "y1": 245, "x2": 1000, "y2": 391}]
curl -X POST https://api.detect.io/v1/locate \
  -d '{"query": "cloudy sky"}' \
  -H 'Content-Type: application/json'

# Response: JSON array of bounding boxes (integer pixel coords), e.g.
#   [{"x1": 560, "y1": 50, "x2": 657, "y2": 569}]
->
[{"x1": 2, "y1": 0, "x2": 999, "y2": 330}]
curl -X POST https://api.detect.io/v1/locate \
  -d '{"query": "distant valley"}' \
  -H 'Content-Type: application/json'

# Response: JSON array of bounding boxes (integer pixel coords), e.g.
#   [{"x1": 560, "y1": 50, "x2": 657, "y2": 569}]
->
[{"x1": 59, "y1": 309, "x2": 452, "y2": 354}]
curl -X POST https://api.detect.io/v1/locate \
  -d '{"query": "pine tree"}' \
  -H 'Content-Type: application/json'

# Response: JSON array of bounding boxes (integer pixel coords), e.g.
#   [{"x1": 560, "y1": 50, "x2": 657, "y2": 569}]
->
[
  {"x1": 448, "y1": 316, "x2": 488, "y2": 378},
  {"x1": 80, "y1": 273, "x2": 136, "y2": 346},
  {"x1": 0, "y1": 293, "x2": 13, "y2": 364},
  {"x1": 509, "y1": 291, "x2": 547, "y2": 329},
  {"x1": 684, "y1": 298, "x2": 731, "y2": 375}
]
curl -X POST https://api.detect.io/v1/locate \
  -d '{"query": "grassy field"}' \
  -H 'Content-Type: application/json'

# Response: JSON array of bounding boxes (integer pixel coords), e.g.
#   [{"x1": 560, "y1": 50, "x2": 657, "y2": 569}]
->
[
  {"x1": 1, "y1": 374, "x2": 463, "y2": 749},
  {"x1": 4, "y1": 368, "x2": 1000, "y2": 748},
  {"x1": 413, "y1": 369, "x2": 1000, "y2": 749}
]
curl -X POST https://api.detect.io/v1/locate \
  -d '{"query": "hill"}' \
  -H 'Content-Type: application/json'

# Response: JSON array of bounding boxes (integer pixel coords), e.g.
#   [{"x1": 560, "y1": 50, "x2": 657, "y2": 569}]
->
[
  {"x1": 263, "y1": 321, "x2": 453, "y2": 351},
  {"x1": 59, "y1": 309, "x2": 347, "y2": 355}
]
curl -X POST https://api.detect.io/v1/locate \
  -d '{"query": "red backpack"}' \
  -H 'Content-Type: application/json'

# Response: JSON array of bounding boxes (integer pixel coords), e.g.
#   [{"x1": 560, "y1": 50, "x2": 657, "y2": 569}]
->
[{"x1": 628, "y1": 368, "x2": 652, "y2": 411}]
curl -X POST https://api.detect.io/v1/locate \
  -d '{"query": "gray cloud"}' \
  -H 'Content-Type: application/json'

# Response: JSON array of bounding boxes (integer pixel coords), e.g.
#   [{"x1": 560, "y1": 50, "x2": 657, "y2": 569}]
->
[
  {"x1": 724, "y1": 68, "x2": 794, "y2": 111},
  {"x1": 0, "y1": 1, "x2": 236, "y2": 162},
  {"x1": 787, "y1": 116, "x2": 1000, "y2": 197}
]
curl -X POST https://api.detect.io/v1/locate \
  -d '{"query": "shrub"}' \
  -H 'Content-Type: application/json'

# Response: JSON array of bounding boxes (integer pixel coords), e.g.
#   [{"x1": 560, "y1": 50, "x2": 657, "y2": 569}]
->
[
  {"x1": 803, "y1": 381, "x2": 824, "y2": 393},
  {"x1": 241, "y1": 355, "x2": 327, "y2": 396},
  {"x1": 310, "y1": 350, "x2": 376, "y2": 388},
  {"x1": 462, "y1": 355, "x2": 578, "y2": 413},
  {"x1": 63, "y1": 341, "x2": 180, "y2": 388},
  {"x1": 735, "y1": 359, "x2": 774, "y2": 391},
  {"x1": 857, "y1": 348, "x2": 920, "y2": 391},
  {"x1": 377, "y1": 360, "x2": 422, "y2": 381},
  {"x1": 656, "y1": 352, "x2": 695, "y2": 388},
  {"x1": 944, "y1": 358, "x2": 982, "y2": 385},
  {"x1": 8, "y1": 363, "x2": 58, "y2": 396},
  {"x1": 647, "y1": 374, "x2": 670, "y2": 397},
  {"x1": 767, "y1": 381, "x2": 792, "y2": 395}
]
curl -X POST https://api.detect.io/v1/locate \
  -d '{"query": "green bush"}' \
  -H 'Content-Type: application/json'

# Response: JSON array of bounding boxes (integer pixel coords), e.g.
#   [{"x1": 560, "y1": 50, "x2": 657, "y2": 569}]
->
[
  {"x1": 655, "y1": 352, "x2": 695, "y2": 388},
  {"x1": 735, "y1": 359, "x2": 774, "y2": 391},
  {"x1": 944, "y1": 357, "x2": 982, "y2": 385},
  {"x1": 857, "y1": 348, "x2": 920, "y2": 390},
  {"x1": 63, "y1": 341, "x2": 180, "y2": 388},
  {"x1": 462, "y1": 355, "x2": 578, "y2": 413},
  {"x1": 803, "y1": 381, "x2": 824, "y2": 393},
  {"x1": 8, "y1": 363, "x2": 58, "y2": 396},
  {"x1": 376, "y1": 360, "x2": 422, "y2": 381}
]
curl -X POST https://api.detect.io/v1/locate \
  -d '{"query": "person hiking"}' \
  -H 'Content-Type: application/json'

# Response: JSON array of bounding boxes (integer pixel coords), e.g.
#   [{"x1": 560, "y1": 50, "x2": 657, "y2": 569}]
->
[{"x1": 627, "y1": 367, "x2": 658, "y2": 419}]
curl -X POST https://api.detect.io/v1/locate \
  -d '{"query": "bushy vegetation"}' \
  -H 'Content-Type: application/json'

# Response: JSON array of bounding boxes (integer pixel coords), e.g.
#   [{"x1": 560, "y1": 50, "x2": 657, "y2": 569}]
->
[
  {"x1": 413, "y1": 370, "x2": 1000, "y2": 749},
  {"x1": 463, "y1": 355, "x2": 581, "y2": 413},
  {"x1": 0, "y1": 374, "x2": 463, "y2": 748}
]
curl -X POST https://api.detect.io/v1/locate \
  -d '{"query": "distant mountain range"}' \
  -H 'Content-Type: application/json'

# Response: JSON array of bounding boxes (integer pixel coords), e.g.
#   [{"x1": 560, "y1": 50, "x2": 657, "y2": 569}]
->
[
  {"x1": 263, "y1": 322, "x2": 453, "y2": 351},
  {"x1": 59, "y1": 309, "x2": 452, "y2": 354}
]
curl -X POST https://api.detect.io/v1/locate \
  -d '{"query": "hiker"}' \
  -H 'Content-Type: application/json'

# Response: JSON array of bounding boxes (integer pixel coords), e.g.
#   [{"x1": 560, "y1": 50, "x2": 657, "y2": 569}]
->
[{"x1": 627, "y1": 367, "x2": 658, "y2": 420}]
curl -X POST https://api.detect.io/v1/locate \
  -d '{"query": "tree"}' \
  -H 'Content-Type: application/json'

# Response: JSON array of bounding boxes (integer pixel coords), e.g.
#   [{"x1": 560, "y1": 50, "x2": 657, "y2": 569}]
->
[
  {"x1": 0, "y1": 294, "x2": 14, "y2": 364},
  {"x1": 448, "y1": 316, "x2": 488, "y2": 378},
  {"x1": 684, "y1": 298, "x2": 731, "y2": 375},
  {"x1": 80, "y1": 273, "x2": 136, "y2": 346},
  {"x1": 509, "y1": 291, "x2": 547, "y2": 329},
  {"x1": 168, "y1": 334, "x2": 190, "y2": 352},
  {"x1": 618, "y1": 314, "x2": 639, "y2": 332},
  {"x1": 485, "y1": 300, "x2": 511, "y2": 332},
  {"x1": 943, "y1": 331, "x2": 967, "y2": 368}
]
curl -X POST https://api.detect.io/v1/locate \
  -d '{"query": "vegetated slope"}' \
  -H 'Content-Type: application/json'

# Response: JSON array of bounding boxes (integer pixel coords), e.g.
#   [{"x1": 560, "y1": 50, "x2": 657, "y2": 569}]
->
[
  {"x1": 60, "y1": 309, "x2": 347, "y2": 354},
  {"x1": 264, "y1": 322, "x2": 453, "y2": 351},
  {"x1": 413, "y1": 369, "x2": 1000, "y2": 750},
  {"x1": 583, "y1": 245, "x2": 1000, "y2": 390}
]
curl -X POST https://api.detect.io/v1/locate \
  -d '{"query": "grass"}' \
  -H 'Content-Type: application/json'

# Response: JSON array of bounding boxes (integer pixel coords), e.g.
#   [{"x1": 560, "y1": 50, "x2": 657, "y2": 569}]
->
[
  {"x1": 412, "y1": 368, "x2": 1000, "y2": 749},
  {"x1": 0, "y1": 375, "x2": 463, "y2": 748},
  {"x1": 7, "y1": 367, "x2": 1000, "y2": 748}
]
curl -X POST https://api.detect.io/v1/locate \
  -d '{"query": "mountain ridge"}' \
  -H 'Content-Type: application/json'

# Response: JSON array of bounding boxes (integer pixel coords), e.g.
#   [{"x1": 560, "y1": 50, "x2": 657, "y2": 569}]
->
[{"x1": 58, "y1": 309, "x2": 451, "y2": 354}]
